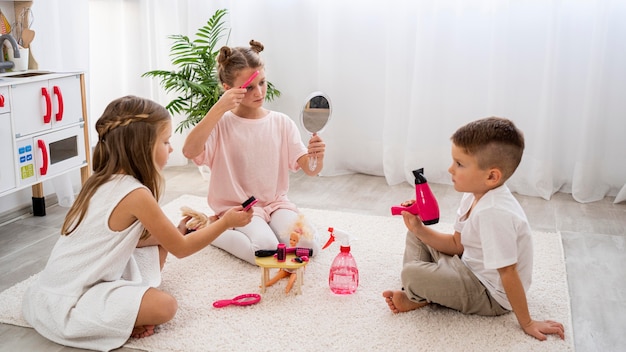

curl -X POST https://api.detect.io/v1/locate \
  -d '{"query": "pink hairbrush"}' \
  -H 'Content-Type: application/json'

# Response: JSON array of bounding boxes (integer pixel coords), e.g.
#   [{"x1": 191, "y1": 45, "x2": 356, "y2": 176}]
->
[{"x1": 212, "y1": 293, "x2": 261, "y2": 308}]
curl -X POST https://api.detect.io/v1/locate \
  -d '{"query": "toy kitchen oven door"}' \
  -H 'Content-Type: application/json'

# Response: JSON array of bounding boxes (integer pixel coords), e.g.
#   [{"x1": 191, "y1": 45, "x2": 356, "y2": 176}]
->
[{"x1": 15, "y1": 123, "x2": 86, "y2": 187}]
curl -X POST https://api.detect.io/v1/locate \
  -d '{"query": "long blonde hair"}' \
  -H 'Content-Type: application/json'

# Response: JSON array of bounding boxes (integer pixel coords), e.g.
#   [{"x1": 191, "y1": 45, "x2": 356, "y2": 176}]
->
[{"x1": 62, "y1": 96, "x2": 171, "y2": 238}]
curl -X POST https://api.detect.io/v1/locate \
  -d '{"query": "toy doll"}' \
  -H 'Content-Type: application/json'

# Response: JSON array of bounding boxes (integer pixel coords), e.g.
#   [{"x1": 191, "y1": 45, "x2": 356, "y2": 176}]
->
[
  {"x1": 180, "y1": 206, "x2": 217, "y2": 233},
  {"x1": 265, "y1": 214, "x2": 312, "y2": 293}
]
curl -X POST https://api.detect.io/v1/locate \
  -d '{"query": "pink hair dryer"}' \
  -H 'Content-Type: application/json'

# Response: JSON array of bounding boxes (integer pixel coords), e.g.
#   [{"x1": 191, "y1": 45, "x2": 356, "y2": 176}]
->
[{"x1": 390, "y1": 168, "x2": 440, "y2": 225}]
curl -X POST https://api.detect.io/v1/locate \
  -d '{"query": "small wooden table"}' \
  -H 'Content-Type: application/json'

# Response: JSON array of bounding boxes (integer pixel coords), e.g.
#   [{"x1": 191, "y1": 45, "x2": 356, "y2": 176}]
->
[{"x1": 255, "y1": 254, "x2": 308, "y2": 295}]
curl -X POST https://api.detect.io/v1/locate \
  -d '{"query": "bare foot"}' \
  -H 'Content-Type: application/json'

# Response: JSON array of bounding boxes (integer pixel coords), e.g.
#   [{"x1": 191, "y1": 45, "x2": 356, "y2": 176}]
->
[
  {"x1": 131, "y1": 325, "x2": 155, "y2": 339},
  {"x1": 382, "y1": 290, "x2": 428, "y2": 313}
]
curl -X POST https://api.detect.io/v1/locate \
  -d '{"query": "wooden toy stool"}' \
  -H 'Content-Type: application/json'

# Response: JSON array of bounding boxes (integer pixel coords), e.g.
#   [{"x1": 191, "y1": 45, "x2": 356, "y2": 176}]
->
[{"x1": 255, "y1": 254, "x2": 308, "y2": 295}]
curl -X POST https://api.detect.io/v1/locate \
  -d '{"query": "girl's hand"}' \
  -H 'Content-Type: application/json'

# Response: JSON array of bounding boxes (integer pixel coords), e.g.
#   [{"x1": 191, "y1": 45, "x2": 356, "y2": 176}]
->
[
  {"x1": 221, "y1": 206, "x2": 253, "y2": 228},
  {"x1": 177, "y1": 216, "x2": 192, "y2": 235},
  {"x1": 215, "y1": 88, "x2": 247, "y2": 112},
  {"x1": 308, "y1": 133, "x2": 326, "y2": 160}
]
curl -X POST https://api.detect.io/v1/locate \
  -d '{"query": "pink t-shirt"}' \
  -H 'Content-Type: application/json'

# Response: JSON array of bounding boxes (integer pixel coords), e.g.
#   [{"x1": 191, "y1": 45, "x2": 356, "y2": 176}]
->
[{"x1": 192, "y1": 110, "x2": 308, "y2": 221}]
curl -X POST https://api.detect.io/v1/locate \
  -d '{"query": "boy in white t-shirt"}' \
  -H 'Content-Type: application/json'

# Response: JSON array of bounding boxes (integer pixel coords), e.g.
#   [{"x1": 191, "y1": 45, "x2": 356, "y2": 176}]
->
[{"x1": 383, "y1": 117, "x2": 565, "y2": 341}]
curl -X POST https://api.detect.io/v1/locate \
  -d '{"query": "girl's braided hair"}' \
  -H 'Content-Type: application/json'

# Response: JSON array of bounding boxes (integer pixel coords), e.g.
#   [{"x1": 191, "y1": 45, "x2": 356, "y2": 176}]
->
[{"x1": 62, "y1": 96, "x2": 171, "y2": 239}]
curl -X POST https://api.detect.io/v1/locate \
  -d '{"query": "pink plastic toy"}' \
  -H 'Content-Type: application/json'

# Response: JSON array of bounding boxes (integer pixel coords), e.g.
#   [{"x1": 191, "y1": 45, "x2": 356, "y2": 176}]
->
[
  {"x1": 390, "y1": 168, "x2": 440, "y2": 225},
  {"x1": 240, "y1": 70, "x2": 259, "y2": 88},
  {"x1": 212, "y1": 293, "x2": 261, "y2": 308},
  {"x1": 242, "y1": 196, "x2": 258, "y2": 211}
]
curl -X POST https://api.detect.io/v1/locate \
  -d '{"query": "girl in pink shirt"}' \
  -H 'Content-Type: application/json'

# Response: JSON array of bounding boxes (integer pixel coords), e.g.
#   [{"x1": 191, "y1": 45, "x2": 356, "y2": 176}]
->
[{"x1": 183, "y1": 40, "x2": 325, "y2": 265}]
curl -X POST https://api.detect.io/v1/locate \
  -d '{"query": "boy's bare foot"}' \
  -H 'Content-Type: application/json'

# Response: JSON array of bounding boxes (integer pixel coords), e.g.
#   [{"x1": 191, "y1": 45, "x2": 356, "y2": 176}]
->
[
  {"x1": 131, "y1": 325, "x2": 155, "y2": 339},
  {"x1": 382, "y1": 290, "x2": 428, "y2": 313}
]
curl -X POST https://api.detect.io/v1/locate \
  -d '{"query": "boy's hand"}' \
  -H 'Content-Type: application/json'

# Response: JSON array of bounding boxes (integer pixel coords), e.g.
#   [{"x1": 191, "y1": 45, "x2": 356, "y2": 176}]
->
[
  {"x1": 401, "y1": 210, "x2": 425, "y2": 235},
  {"x1": 522, "y1": 319, "x2": 565, "y2": 341},
  {"x1": 401, "y1": 199, "x2": 415, "y2": 207},
  {"x1": 221, "y1": 206, "x2": 253, "y2": 228}
]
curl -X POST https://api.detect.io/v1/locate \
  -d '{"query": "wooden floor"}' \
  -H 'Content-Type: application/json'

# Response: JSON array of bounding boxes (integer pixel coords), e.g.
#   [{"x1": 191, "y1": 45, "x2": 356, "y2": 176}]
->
[{"x1": 1, "y1": 163, "x2": 624, "y2": 352}]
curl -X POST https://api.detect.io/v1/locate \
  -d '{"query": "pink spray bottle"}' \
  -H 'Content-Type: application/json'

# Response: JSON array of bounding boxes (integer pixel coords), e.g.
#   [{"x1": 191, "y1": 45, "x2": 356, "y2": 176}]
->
[
  {"x1": 323, "y1": 227, "x2": 358, "y2": 295},
  {"x1": 390, "y1": 168, "x2": 440, "y2": 225}
]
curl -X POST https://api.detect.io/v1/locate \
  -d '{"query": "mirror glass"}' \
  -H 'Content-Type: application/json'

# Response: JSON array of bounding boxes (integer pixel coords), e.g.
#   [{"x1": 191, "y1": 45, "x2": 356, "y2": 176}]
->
[
  {"x1": 300, "y1": 91, "x2": 332, "y2": 134},
  {"x1": 300, "y1": 92, "x2": 332, "y2": 171}
]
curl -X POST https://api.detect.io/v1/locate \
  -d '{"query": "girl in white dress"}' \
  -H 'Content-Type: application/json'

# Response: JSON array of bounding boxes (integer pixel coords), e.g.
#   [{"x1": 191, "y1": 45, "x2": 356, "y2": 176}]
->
[{"x1": 22, "y1": 96, "x2": 253, "y2": 351}]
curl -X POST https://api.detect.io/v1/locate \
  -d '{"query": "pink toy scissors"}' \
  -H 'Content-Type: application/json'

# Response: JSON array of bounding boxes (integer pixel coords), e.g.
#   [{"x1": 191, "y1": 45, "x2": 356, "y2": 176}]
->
[{"x1": 212, "y1": 293, "x2": 261, "y2": 308}]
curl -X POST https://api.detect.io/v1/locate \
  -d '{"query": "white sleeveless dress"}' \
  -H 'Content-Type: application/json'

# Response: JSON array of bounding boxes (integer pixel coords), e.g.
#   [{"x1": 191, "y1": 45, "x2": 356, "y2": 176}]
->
[{"x1": 22, "y1": 175, "x2": 161, "y2": 351}]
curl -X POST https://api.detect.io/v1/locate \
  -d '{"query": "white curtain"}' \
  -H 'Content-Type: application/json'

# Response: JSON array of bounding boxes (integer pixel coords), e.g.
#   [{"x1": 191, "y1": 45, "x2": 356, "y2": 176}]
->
[
  {"x1": 379, "y1": 0, "x2": 626, "y2": 204},
  {"x1": 84, "y1": 0, "x2": 626, "y2": 204}
]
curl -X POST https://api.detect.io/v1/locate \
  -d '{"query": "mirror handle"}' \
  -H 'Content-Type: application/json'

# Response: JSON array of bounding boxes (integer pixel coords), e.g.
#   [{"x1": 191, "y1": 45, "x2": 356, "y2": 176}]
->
[{"x1": 309, "y1": 153, "x2": 318, "y2": 171}]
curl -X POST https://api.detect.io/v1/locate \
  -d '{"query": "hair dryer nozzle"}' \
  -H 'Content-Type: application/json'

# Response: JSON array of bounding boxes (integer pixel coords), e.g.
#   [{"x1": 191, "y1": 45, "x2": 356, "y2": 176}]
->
[{"x1": 412, "y1": 168, "x2": 427, "y2": 184}]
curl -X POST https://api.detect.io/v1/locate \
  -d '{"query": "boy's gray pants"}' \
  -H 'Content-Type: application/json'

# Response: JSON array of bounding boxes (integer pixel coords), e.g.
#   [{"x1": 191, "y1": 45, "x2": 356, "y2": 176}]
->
[{"x1": 401, "y1": 231, "x2": 509, "y2": 316}]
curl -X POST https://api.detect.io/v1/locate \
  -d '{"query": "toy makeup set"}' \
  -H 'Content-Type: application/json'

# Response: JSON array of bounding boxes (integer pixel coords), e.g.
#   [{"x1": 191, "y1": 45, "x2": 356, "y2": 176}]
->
[
  {"x1": 254, "y1": 247, "x2": 313, "y2": 258},
  {"x1": 215, "y1": 178, "x2": 439, "y2": 304}
]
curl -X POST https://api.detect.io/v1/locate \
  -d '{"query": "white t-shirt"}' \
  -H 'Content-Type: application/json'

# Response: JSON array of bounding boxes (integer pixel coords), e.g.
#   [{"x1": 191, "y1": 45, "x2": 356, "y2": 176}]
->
[
  {"x1": 193, "y1": 110, "x2": 308, "y2": 221},
  {"x1": 453, "y1": 184, "x2": 533, "y2": 310}
]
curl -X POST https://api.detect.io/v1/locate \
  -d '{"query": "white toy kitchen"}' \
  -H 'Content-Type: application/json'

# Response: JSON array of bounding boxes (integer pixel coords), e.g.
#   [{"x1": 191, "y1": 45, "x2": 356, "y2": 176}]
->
[
  {"x1": 0, "y1": 1, "x2": 90, "y2": 217},
  {"x1": 0, "y1": 71, "x2": 90, "y2": 216}
]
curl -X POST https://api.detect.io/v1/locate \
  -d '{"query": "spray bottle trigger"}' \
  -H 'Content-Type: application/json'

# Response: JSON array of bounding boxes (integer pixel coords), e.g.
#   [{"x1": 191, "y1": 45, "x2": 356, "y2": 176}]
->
[
  {"x1": 322, "y1": 234, "x2": 335, "y2": 249},
  {"x1": 322, "y1": 227, "x2": 336, "y2": 249}
]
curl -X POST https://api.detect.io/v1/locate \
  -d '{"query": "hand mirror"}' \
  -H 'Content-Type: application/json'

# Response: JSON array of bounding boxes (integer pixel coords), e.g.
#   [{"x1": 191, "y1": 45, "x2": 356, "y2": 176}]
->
[{"x1": 299, "y1": 91, "x2": 332, "y2": 171}]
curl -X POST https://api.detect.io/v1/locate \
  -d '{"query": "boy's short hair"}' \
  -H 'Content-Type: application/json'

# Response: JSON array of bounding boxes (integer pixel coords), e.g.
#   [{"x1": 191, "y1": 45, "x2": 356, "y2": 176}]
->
[{"x1": 451, "y1": 117, "x2": 524, "y2": 182}]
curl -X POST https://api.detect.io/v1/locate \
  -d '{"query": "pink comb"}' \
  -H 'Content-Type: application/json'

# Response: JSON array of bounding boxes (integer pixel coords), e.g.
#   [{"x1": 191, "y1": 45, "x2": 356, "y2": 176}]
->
[{"x1": 240, "y1": 70, "x2": 259, "y2": 88}]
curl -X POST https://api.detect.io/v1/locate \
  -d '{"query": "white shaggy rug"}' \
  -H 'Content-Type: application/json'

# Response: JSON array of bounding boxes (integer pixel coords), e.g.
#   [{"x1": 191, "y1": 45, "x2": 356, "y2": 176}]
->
[{"x1": 0, "y1": 194, "x2": 574, "y2": 352}]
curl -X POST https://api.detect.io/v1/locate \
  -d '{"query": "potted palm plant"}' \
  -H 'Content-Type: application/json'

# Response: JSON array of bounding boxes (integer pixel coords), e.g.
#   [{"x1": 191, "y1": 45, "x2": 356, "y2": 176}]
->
[{"x1": 142, "y1": 9, "x2": 281, "y2": 133}]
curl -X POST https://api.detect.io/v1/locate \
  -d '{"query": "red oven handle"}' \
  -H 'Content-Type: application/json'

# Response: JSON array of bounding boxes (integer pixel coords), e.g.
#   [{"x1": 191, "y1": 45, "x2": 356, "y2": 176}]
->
[
  {"x1": 37, "y1": 139, "x2": 49, "y2": 176},
  {"x1": 54, "y1": 86, "x2": 64, "y2": 121},
  {"x1": 42, "y1": 87, "x2": 52, "y2": 124}
]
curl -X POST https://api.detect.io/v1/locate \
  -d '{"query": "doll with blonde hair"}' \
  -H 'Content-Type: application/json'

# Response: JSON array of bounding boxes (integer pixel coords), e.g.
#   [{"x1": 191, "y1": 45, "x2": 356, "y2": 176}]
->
[{"x1": 265, "y1": 214, "x2": 313, "y2": 293}]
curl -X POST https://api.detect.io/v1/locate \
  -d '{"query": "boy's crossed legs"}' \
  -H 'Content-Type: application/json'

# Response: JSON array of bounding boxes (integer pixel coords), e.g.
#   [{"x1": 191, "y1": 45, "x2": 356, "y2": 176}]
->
[{"x1": 383, "y1": 231, "x2": 507, "y2": 317}]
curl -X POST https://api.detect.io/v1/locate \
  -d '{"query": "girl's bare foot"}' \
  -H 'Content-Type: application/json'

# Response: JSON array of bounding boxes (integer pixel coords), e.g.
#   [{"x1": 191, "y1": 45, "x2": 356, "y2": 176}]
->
[
  {"x1": 131, "y1": 325, "x2": 155, "y2": 339},
  {"x1": 382, "y1": 290, "x2": 428, "y2": 313}
]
